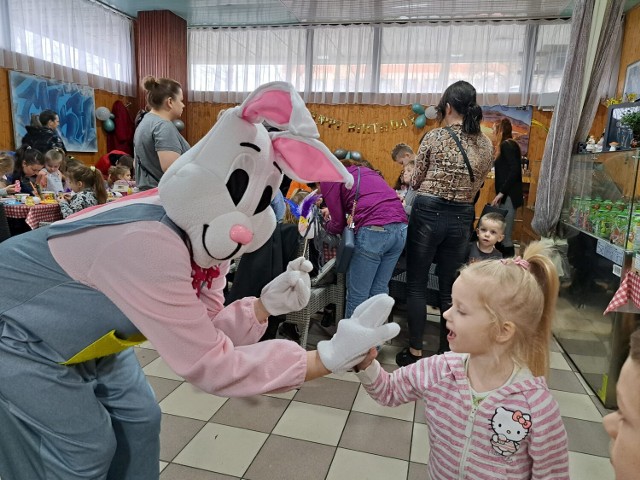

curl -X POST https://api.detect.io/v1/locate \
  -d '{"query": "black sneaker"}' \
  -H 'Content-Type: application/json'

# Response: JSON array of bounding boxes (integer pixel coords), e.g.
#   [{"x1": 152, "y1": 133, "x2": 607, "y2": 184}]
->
[{"x1": 395, "y1": 347, "x2": 421, "y2": 367}]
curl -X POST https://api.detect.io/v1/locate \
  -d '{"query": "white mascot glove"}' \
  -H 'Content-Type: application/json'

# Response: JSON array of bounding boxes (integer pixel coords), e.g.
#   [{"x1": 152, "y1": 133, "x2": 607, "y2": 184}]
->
[
  {"x1": 317, "y1": 294, "x2": 399, "y2": 373},
  {"x1": 260, "y1": 257, "x2": 313, "y2": 316}
]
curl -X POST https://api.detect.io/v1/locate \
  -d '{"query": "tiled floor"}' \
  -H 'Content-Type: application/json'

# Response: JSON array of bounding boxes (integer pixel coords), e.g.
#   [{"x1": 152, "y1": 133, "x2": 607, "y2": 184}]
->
[{"x1": 134, "y1": 307, "x2": 616, "y2": 480}]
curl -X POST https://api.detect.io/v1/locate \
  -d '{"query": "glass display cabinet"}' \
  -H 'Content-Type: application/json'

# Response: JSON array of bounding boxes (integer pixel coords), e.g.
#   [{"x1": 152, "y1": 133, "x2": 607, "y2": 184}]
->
[{"x1": 557, "y1": 149, "x2": 640, "y2": 408}]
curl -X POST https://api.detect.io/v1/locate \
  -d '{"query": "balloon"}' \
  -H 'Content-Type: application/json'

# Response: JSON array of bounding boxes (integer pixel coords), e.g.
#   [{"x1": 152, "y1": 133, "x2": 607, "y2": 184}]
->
[
  {"x1": 173, "y1": 119, "x2": 185, "y2": 131},
  {"x1": 109, "y1": 113, "x2": 115, "y2": 120},
  {"x1": 411, "y1": 103, "x2": 425, "y2": 115},
  {"x1": 333, "y1": 148, "x2": 348, "y2": 159},
  {"x1": 95, "y1": 106, "x2": 111, "y2": 121},
  {"x1": 350, "y1": 151, "x2": 362, "y2": 161},
  {"x1": 425, "y1": 106, "x2": 438, "y2": 120},
  {"x1": 414, "y1": 114, "x2": 427, "y2": 129},
  {"x1": 102, "y1": 119, "x2": 115, "y2": 132}
]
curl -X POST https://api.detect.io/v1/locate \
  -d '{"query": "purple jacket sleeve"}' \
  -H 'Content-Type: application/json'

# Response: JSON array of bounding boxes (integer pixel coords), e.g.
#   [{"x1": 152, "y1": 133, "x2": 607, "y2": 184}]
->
[{"x1": 321, "y1": 181, "x2": 347, "y2": 235}]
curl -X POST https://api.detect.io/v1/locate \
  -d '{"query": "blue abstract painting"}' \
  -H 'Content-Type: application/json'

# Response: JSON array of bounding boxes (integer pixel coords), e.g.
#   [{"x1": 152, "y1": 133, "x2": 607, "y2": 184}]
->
[{"x1": 9, "y1": 71, "x2": 97, "y2": 152}]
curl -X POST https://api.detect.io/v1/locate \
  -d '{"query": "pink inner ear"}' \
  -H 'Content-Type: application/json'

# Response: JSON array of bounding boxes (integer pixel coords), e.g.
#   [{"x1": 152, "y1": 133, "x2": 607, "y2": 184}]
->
[
  {"x1": 273, "y1": 137, "x2": 345, "y2": 182},
  {"x1": 242, "y1": 90, "x2": 292, "y2": 125}
]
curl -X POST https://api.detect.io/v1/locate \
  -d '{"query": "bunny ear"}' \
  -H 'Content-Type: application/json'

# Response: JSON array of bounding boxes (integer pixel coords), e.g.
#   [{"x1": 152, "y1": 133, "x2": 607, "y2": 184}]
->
[
  {"x1": 240, "y1": 81, "x2": 319, "y2": 138},
  {"x1": 271, "y1": 133, "x2": 354, "y2": 188}
]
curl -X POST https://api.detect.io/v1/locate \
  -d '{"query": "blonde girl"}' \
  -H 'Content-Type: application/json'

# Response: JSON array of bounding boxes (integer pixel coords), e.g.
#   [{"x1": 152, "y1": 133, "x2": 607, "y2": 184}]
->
[
  {"x1": 59, "y1": 164, "x2": 107, "y2": 218},
  {"x1": 37, "y1": 148, "x2": 66, "y2": 193},
  {"x1": 356, "y1": 241, "x2": 569, "y2": 480},
  {"x1": 0, "y1": 153, "x2": 16, "y2": 196}
]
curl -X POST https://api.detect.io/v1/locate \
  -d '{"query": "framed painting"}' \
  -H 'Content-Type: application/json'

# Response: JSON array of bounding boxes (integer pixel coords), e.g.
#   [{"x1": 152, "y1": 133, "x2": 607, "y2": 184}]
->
[
  {"x1": 9, "y1": 71, "x2": 97, "y2": 152},
  {"x1": 480, "y1": 105, "x2": 533, "y2": 157},
  {"x1": 623, "y1": 60, "x2": 640, "y2": 99}
]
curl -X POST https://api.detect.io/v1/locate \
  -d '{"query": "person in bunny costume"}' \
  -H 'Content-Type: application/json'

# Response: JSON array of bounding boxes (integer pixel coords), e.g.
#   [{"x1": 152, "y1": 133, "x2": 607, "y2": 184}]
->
[{"x1": 0, "y1": 82, "x2": 399, "y2": 480}]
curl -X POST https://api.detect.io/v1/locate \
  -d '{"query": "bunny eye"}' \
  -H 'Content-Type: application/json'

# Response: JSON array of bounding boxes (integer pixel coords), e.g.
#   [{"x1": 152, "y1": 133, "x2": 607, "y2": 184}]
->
[
  {"x1": 254, "y1": 186, "x2": 273, "y2": 214},
  {"x1": 226, "y1": 169, "x2": 249, "y2": 206}
]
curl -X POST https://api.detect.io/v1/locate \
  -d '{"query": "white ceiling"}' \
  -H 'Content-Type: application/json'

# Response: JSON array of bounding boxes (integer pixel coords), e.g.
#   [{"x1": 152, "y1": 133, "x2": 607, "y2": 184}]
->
[{"x1": 97, "y1": 0, "x2": 580, "y2": 27}]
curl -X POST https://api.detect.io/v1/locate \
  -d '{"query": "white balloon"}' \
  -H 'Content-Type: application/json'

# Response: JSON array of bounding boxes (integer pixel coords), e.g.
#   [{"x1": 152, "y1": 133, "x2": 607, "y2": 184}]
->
[
  {"x1": 425, "y1": 106, "x2": 438, "y2": 120},
  {"x1": 95, "y1": 106, "x2": 111, "y2": 121}
]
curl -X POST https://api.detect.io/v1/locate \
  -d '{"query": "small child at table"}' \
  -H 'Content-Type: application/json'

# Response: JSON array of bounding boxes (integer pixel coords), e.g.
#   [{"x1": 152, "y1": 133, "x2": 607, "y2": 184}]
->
[
  {"x1": 36, "y1": 148, "x2": 66, "y2": 193},
  {"x1": 6, "y1": 145, "x2": 44, "y2": 196},
  {"x1": 116, "y1": 154, "x2": 135, "y2": 180},
  {"x1": 107, "y1": 165, "x2": 133, "y2": 189},
  {"x1": 59, "y1": 164, "x2": 107, "y2": 218},
  {"x1": 0, "y1": 153, "x2": 17, "y2": 196}
]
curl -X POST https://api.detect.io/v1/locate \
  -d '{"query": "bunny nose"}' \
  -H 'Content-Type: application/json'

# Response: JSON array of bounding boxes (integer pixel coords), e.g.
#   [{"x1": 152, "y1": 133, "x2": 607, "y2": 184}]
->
[{"x1": 230, "y1": 225, "x2": 253, "y2": 245}]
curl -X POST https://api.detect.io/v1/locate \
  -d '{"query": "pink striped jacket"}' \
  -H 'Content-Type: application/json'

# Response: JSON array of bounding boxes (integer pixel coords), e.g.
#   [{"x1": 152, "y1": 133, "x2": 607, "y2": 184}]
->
[{"x1": 358, "y1": 353, "x2": 569, "y2": 480}]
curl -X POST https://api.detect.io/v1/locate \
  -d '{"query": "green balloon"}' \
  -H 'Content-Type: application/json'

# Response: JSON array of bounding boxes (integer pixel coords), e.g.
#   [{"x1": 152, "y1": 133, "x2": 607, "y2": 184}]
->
[
  {"x1": 412, "y1": 103, "x2": 425, "y2": 115},
  {"x1": 414, "y1": 114, "x2": 427, "y2": 129},
  {"x1": 103, "y1": 119, "x2": 115, "y2": 132}
]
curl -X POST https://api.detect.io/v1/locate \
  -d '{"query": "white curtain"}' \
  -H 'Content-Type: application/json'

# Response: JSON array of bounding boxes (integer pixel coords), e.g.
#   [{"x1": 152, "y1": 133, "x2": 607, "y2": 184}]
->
[
  {"x1": 0, "y1": 0, "x2": 135, "y2": 96},
  {"x1": 188, "y1": 21, "x2": 571, "y2": 106}
]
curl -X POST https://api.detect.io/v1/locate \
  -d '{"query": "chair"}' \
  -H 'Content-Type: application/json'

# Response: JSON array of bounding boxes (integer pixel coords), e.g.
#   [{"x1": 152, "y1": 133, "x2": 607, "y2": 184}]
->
[
  {"x1": 0, "y1": 204, "x2": 11, "y2": 243},
  {"x1": 389, "y1": 263, "x2": 439, "y2": 307},
  {"x1": 283, "y1": 244, "x2": 345, "y2": 348}
]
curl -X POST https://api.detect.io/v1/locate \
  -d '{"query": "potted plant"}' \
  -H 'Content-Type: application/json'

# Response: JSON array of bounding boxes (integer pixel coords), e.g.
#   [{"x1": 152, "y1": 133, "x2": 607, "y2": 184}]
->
[{"x1": 620, "y1": 110, "x2": 640, "y2": 138}]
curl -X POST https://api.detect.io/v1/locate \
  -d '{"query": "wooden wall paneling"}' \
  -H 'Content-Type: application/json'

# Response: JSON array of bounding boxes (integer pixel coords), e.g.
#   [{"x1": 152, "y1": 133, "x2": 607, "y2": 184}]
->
[
  {"x1": 617, "y1": 6, "x2": 640, "y2": 97},
  {"x1": 0, "y1": 68, "x2": 12, "y2": 151}
]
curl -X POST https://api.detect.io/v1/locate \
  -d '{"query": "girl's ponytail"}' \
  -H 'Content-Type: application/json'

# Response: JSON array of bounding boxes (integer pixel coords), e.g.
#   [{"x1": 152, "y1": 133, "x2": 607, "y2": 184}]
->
[
  {"x1": 90, "y1": 166, "x2": 108, "y2": 204},
  {"x1": 521, "y1": 242, "x2": 560, "y2": 376}
]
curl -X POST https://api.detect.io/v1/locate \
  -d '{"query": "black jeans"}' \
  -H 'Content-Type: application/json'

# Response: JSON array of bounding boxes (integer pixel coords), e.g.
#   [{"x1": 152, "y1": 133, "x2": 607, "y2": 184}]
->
[{"x1": 405, "y1": 195, "x2": 474, "y2": 351}]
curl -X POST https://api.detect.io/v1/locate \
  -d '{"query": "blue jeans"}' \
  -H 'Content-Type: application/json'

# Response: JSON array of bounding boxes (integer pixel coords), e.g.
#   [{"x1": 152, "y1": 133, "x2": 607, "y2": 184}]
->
[
  {"x1": 405, "y1": 195, "x2": 474, "y2": 351},
  {"x1": 345, "y1": 222, "x2": 407, "y2": 317}
]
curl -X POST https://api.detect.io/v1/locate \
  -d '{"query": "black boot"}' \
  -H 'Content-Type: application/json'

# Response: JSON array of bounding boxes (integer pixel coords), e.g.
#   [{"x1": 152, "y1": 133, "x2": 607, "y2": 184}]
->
[{"x1": 502, "y1": 246, "x2": 515, "y2": 258}]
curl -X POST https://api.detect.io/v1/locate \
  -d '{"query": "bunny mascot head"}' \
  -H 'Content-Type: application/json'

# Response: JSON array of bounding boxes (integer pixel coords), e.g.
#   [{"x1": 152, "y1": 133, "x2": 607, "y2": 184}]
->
[{"x1": 159, "y1": 81, "x2": 353, "y2": 269}]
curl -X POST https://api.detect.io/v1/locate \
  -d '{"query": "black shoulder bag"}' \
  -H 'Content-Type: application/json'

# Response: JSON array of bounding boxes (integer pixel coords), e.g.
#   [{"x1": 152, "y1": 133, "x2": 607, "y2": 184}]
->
[
  {"x1": 335, "y1": 167, "x2": 360, "y2": 274},
  {"x1": 444, "y1": 126, "x2": 475, "y2": 183}
]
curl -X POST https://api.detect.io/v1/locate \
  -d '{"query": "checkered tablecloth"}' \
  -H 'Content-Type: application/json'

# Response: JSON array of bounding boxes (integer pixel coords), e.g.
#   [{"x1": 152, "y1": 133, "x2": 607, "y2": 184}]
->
[
  {"x1": 3, "y1": 203, "x2": 63, "y2": 229},
  {"x1": 605, "y1": 270, "x2": 640, "y2": 314}
]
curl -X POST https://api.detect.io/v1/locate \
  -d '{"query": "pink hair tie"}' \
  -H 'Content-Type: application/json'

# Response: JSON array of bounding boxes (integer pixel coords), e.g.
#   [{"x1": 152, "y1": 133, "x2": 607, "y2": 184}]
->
[{"x1": 501, "y1": 256, "x2": 530, "y2": 270}]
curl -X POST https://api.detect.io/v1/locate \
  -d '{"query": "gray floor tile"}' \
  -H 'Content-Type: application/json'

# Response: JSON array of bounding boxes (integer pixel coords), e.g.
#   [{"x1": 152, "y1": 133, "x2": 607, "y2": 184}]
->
[
  {"x1": 413, "y1": 399, "x2": 427, "y2": 424},
  {"x1": 559, "y1": 338, "x2": 609, "y2": 356},
  {"x1": 408, "y1": 461, "x2": 430, "y2": 480},
  {"x1": 210, "y1": 396, "x2": 290, "y2": 433},
  {"x1": 148, "y1": 376, "x2": 183, "y2": 402},
  {"x1": 563, "y1": 417, "x2": 611, "y2": 457},
  {"x1": 294, "y1": 376, "x2": 359, "y2": 410},
  {"x1": 160, "y1": 414, "x2": 206, "y2": 462},
  {"x1": 243, "y1": 435, "x2": 334, "y2": 480},
  {"x1": 134, "y1": 346, "x2": 160, "y2": 367},
  {"x1": 160, "y1": 463, "x2": 237, "y2": 480},
  {"x1": 339, "y1": 411, "x2": 412, "y2": 461},
  {"x1": 547, "y1": 369, "x2": 586, "y2": 394}
]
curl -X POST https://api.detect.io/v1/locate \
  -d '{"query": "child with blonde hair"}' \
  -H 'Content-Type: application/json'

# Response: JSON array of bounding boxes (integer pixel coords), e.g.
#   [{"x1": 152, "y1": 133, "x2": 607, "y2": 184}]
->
[
  {"x1": 37, "y1": 148, "x2": 66, "y2": 193},
  {"x1": 59, "y1": 164, "x2": 107, "y2": 218},
  {"x1": 0, "y1": 153, "x2": 16, "y2": 196},
  {"x1": 355, "y1": 241, "x2": 569, "y2": 480}
]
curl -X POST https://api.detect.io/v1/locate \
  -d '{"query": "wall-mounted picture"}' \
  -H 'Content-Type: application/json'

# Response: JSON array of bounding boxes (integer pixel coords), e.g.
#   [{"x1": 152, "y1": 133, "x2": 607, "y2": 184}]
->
[
  {"x1": 9, "y1": 71, "x2": 97, "y2": 152},
  {"x1": 623, "y1": 60, "x2": 640, "y2": 99},
  {"x1": 480, "y1": 105, "x2": 533, "y2": 157}
]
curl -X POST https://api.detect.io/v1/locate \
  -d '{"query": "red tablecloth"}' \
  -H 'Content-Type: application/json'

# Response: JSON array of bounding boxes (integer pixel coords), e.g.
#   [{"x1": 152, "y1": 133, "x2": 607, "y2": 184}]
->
[
  {"x1": 3, "y1": 203, "x2": 63, "y2": 229},
  {"x1": 605, "y1": 270, "x2": 640, "y2": 314}
]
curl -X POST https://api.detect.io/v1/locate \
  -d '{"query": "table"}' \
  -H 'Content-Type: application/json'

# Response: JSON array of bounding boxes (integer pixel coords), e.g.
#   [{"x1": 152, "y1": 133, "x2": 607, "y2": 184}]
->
[{"x1": 3, "y1": 203, "x2": 63, "y2": 230}]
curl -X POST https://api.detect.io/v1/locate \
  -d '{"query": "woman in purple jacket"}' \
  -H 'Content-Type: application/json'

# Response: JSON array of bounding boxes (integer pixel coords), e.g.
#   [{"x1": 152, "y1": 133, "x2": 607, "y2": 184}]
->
[{"x1": 321, "y1": 160, "x2": 408, "y2": 317}]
